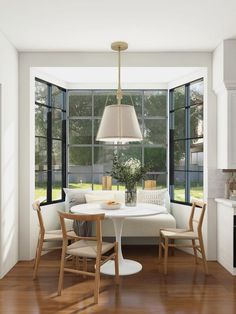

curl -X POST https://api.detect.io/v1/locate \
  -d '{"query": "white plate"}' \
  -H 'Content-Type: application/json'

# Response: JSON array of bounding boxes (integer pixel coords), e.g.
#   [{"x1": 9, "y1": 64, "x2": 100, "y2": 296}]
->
[{"x1": 100, "y1": 202, "x2": 122, "y2": 210}]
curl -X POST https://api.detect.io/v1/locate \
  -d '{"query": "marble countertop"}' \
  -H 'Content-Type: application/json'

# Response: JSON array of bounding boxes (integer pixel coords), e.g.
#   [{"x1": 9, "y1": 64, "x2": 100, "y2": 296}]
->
[{"x1": 215, "y1": 198, "x2": 236, "y2": 208}]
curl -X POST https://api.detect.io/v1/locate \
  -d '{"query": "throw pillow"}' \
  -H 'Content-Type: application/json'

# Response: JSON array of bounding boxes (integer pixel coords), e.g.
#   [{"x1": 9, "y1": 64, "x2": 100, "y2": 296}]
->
[
  {"x1": 85, "y1": 192, "x2": 115, "y2": 204},
  {"x1": 63, "y1": 188, "x2": 91, "y2": 212},
  {"x1": 137, "y1": 189, "x2": 170, "y2": 212},
  {"x1": 63, "y1": 188, "x2": 92, "y2": 237},
  {"x1": 114, "y1": 191, "x2": 125, "y2": 203}
]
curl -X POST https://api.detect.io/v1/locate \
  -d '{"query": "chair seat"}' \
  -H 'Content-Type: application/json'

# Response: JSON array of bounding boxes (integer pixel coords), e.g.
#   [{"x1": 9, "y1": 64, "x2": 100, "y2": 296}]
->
[
  {"x1": 44, "y1": 230, "x2": 76, "y2": 242},
  {"x1": 67, "y1": 240, "x2": 115, "y2": 258},
  {"x1": 160, "y1": 228, "x2": 198, "y2": 239},
  {"x1": 161, "y1": 228, "x2": 188, "y2": 233}
]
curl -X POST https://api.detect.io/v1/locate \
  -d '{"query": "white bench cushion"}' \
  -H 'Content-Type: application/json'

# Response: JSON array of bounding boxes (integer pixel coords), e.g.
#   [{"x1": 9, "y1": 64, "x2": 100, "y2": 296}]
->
[{"x1": 100, "y1": 213, "x2": 176, "y2": 237}]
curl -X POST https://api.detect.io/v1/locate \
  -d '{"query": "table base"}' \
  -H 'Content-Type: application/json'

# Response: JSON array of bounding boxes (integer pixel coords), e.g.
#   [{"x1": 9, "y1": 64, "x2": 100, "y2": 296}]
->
[{"x1": 100, "y1": 259, "x2": 142, "y2": 276}]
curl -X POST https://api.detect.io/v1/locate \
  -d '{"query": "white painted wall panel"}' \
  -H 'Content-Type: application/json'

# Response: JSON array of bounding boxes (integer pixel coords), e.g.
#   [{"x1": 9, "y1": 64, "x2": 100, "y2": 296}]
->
[{"x1": 0, "y1": 32, "x2": 18, "y2": 278}]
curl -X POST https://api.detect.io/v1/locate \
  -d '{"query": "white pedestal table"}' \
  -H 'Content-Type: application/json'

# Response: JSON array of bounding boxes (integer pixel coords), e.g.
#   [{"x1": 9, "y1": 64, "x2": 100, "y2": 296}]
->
[{"x1": 70, "y1": 202, "x2": 167, "y2": 276}]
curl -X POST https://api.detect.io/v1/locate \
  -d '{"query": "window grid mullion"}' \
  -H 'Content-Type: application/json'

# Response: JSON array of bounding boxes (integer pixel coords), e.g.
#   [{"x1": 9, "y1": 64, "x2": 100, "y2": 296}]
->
[
  {"x1": 141, "y1": 90, "x2": 144, "y2": 188},
  {"x1": 169, "y1": 89, "x2": 174, "y2": 201},
  {"x1": 47, "y1": 84, "x2": 52, "y2": 203},
  {"x1": 62, "y1": 90, "x2": 67, "y2": 199},
  {"x1": 92, "y1": 91, "x2": 94, "y2": 190},
  {"x1": 185, "y1": 84, "x2": 190, "y2": 203}
]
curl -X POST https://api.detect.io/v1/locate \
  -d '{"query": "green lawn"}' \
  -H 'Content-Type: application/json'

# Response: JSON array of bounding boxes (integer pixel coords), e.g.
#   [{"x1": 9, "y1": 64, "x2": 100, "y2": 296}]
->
[
  {"x1": 174, "y1": 186, "x2": 203, "y2": 202},
  {"x1": 35, "y1": 184, "x2": 203, "y2": 202}
]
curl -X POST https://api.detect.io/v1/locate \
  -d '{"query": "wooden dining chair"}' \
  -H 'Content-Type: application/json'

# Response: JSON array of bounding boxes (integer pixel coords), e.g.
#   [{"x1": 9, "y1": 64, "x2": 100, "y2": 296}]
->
[
  {"x1": 32, "y1": 200, "x2": 75, "y2": 280},
  {"x1": 57, "y1": 211, "x2": 119, "y2": 304},
  {"x1": 159, "y1": 200, "x2": 208, "y2": 275}
]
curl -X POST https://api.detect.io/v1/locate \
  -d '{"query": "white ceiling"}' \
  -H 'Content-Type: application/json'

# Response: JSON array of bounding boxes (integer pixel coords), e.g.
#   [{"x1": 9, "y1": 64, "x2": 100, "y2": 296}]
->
[
  {"x1": 37, "y1": 67, "x2": 199, "y2": 85},
  {"x1": 0, "y1": 0, "x2": 236, "y2": 51}
]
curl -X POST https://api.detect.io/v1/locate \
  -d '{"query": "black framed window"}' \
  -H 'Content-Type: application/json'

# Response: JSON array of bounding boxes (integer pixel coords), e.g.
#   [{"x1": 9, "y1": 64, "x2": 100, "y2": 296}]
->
[
  {"x1": 35, "y1": 83, "x2": 168, "y2": 201},
  {"x1": 35, "y1": 78, "x2": 66, "y2": 204},
  {"x1": 67, "y1": 90, "x2": 168, "y2": 190},
  {"x1": 169, "y1": 79, "x2": 204, "y2": 204}
]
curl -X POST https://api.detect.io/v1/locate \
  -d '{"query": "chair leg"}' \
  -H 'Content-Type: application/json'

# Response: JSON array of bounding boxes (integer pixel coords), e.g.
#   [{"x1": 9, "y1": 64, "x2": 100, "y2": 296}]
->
[
  {"x1": 199, "y1": 238, "x2": 209, "y2": 275},
  {"x1": 170, "y1": 239, "x2": 175, "y2": 256},
  {"x1": 33, "y1": 236, "x2": 44, "y2": 280},
  {"x1": 94, "y1": 259, "x2": 101, "y2": 304},
  {"x1": 164, "y1": 237, "x2": 169, "y2": 275},
  {"x1": 83, "y1": 257, "x2": 87, "y2": 278},
  {"x1": 75, "y1": 256, "x2": 80, "y2": 269},
  {"x1": 33, "y1": 238, "x2": 40, "y2": 269},
  {"x1": 192, "y1": 239, "x2": 198, "y2": 264},
  {"x1": 58, "y1": 245, "x2": 66, "y2": 296},
  {"x1": 114, "y1": 242, "x2": 119, "y2": 285},
  {"x1": 158, "y1": 233, "x2": 162, "y2": 264}
]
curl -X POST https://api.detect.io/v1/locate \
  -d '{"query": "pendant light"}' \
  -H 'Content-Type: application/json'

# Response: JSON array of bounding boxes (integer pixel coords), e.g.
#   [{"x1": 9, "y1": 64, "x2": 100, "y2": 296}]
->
[{"x1": 96, "y1": 41, "x2": 143, "y2": 142}]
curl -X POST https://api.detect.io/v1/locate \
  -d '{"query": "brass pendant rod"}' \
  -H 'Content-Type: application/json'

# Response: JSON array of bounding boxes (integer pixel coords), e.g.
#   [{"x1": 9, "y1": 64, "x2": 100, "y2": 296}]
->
[
  {"x1": 117, "y1": 46, "x2": 122, "y2": 105},
  {"x1": 111, "y1": 41, "x2": 128, "y2": 105}
]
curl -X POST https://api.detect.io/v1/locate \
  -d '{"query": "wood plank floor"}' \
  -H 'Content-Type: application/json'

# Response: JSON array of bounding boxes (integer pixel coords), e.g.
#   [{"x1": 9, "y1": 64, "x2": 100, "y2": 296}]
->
[{"x1": 0, "y1": 246, "x2": 236, "y2": 314}]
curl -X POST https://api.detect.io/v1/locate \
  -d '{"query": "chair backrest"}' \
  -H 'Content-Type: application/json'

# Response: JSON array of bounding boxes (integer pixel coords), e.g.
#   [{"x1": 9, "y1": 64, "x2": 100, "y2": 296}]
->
[
  {"x1": 58, "y1": 211, "x2": 105, "y2": 244},
  {"x1": 32, "y1": 200, "x2": 45, "y2": 235},
  {"x1": 188, "y1": 201, "x2": 206, "y2": 237}
]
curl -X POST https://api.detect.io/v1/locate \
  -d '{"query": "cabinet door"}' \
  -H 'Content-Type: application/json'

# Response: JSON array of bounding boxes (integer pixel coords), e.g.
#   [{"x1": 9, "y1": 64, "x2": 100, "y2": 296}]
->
[
  {"x1": 217, "y1": 204, "x2": 233, "y2": 270},
  {"x1": 228, "y1": 91, "x2": 236, "y2": 168}
]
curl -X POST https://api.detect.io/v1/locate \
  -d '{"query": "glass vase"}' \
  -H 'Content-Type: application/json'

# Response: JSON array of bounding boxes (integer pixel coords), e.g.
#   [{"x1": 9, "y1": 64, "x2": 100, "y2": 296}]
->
[{"x1": 125, "y1": 188, "x2": 137, "y2": 207}]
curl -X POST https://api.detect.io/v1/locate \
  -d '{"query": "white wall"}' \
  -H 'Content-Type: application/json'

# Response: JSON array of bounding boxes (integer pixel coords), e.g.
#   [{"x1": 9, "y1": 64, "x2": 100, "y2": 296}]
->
[
  {"x1": 19, "y1": 51, "x2": 219, "y2": 261},
  {"x1": 0, "y1": 32, "x2": 18, "y2": 278}
]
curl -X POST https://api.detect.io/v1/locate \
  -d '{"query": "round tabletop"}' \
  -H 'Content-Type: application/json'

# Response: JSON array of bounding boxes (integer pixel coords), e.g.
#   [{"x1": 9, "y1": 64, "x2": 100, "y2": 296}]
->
[{"x1": 70, "y1": 202, "x2": 167, "y2": 218}]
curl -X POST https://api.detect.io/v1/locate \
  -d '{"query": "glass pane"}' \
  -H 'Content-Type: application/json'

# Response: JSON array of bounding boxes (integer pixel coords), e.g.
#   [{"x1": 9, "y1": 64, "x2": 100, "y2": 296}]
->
[
  {"x1": 69, "y1": 92, "x2": 92, "y2": 117},
  {"x1": 173, "y1": 86, "x2": 185, "y2": 110},
  {"x1": 174, "y1": 140, "x2": 185, "y2": 170},
  {"x1": 173, "y1": 108, "x2": 185, "y2": 139},
  {"x1": 35, "y1": 105, "x2": 47, "y2": 137},
  {"x1": 68, "y1": 173, "x2": 92, "y2": 189},
  {"x1": 52, "y1": 86, "x2": 64, "y2": 109},
  {"x1": 117, "y1": 180, "x2": 143, "y2": 191},
  {"x1": 190, "y1": 80, "x2": 203, "y2": 106},
  {"x1": 123, "y1": 91, "x2": 142, "y2": 117},
  {"x1": 35, "y1": 137, "x2": 47, "y2": 171},
  {"x1": 52, "y1": 140, "x2": 62, "y2": 170},
  {"x1": 69, "y1": 147, "x2": 92, "y2": 172},
  {"x1": 35, "y1": 81, "x2": 47, "y2": 105},
  {"x1": 94, "y1": 91, "x2": 116, "y2": 116},
  {"x1": 118, "y1": 146, "x2": 142, "y2": 163},
  {"x1": 190, "y1": 172, "x2": 203, "y2": 201},
  {"x1": 144, "y1": 173, "x2": 167, "y2": 189},
  {"x1": 93, "y1": 173, "x2": 103, "y2": 190},
  {"x1": 94, "y1": 146, "x2": 115, "y2": 173},
  {"x1": 144, "y1": 147, "x2": 166, "y2": 172},
  {"x1": 35, "y1": 171, "x2": 47, "y2": 200},
  {"x1": 190, "y1": 105, "x2": 203, "y2": 138},
  {"x1": 52, "y1": 171, "x2": 62, "y2": 200},
  {"x1": 92, "y1": 174, "x2": 118, "y2": 191},
  {"x1": 144, "y1": 91, "x2": 167, "y2": 117},
  {"x1": 174, "y1": 171, "x2": 185, "y2": 202},
  {"x1": 69, "y1": 119, "x2": 92, "y2": 144},
  {"x1": 143, "y1": 119, "x2": 166, "y2": 145},
  {"x1": 189, "y1": 139, "x2": 203, "y2": 171},
  {"x1": 52, "y1": 109, "x2": 62, "y2": 139}
]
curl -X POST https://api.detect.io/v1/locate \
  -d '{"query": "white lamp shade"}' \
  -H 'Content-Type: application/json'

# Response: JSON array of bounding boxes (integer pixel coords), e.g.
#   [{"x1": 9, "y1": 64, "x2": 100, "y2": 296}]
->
[{"x1": 96, "y1": 104, "x2": 143, "y2": 142}]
